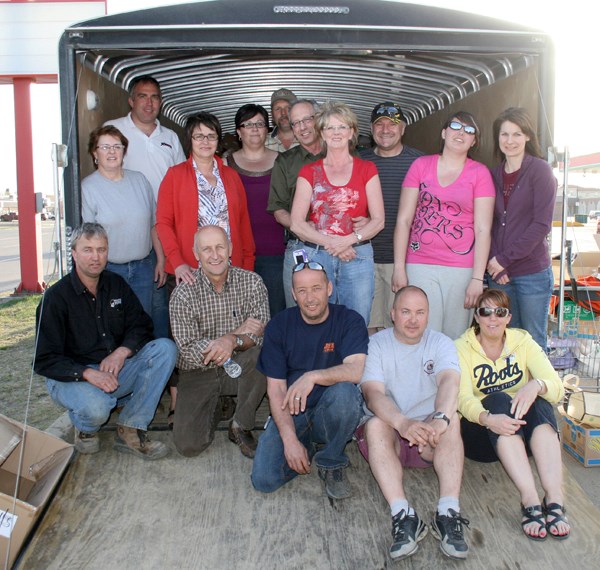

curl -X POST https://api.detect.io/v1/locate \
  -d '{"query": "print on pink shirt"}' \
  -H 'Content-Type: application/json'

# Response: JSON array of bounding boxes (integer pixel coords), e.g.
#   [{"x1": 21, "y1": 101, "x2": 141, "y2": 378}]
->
[{"x1": 410, "y1": 184, "x2": 474, "y2": 256}]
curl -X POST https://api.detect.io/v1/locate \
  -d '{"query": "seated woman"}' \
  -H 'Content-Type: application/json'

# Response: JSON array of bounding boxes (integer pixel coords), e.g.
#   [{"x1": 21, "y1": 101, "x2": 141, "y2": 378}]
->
[{"x1": 455, "y1": 289, "x2": 570, "y2": 541}]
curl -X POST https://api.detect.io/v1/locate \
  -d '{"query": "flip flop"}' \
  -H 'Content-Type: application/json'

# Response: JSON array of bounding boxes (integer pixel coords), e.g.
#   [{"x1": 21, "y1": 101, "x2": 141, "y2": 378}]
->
[{"x1": 521, "y1": 504, "x2": 547, "y2": 541}]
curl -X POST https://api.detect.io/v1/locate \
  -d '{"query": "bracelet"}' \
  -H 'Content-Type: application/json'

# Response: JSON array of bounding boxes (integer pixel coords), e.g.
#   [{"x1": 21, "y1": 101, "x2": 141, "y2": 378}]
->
[
  {"x1": 471, "y1": 277, "x2": 484, "y2": 282},
  {"x1": 535, "y1": 378, "x2": 546, "y2": 393}
]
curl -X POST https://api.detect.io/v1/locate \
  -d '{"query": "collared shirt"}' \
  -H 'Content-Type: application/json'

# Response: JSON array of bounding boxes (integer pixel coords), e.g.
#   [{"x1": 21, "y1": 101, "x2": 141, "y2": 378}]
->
[
  {"x1": 169, "y1": 266, "x2": 270, "y2": 371},
  {"x1": 34, "y1": 270, "x2": 154, "y2": 382},
  {"x1": 104, "y1": 113, "x2": 186, "y2": 199},
  {"x1": 264, "y1": 128, "x2": 298, "y2": 154},
  {"x1": 267, "y1": 144, "x2": 322, "y2": 214}
]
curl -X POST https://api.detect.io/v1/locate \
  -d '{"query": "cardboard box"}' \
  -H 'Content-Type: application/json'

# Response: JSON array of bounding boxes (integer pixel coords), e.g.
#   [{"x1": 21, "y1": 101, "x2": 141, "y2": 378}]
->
[
  {"x1": 561, "y1": 414, "x2": 600, "y2": 467},
  {"x1": 0, "y1": 414, "x2": 73, "y2": 568},
  {"x1": 552, "y1": 251, "x2": 600, "y2": 283}
]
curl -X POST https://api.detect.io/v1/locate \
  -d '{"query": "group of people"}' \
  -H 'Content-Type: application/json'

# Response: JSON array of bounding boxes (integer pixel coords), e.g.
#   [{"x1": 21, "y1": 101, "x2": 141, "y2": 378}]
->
[{"x1": 33, "y1": 75, "x2": 570, "y2": 563}]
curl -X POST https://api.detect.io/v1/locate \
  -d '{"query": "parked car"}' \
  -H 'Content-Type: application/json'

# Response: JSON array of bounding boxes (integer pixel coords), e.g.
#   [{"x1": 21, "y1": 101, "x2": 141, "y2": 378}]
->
[{"x1": 589, "y1": 210, "x2": 600, "y2": 219}]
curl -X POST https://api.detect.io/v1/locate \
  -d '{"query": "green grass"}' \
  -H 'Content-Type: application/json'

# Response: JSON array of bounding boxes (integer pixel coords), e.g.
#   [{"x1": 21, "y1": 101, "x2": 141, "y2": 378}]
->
[{"x1": 0, "y1": 295, "x2": 62, "y2": 429}]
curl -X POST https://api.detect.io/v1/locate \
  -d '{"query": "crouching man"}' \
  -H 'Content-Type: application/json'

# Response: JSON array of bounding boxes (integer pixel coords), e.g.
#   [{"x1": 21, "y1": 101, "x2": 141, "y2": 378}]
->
[
  {"x1": 34, "y1": 223, "x2": 177, "y2": 459},
  {"x1": 169, "y1": 225, "x2": 269, "y2": 459},
  {"x1": 252, "y1": 261, "x2": 367, "y2": 499},
  {"x1": 357, "y1": 286, "x2": 469, "y2": 560}
]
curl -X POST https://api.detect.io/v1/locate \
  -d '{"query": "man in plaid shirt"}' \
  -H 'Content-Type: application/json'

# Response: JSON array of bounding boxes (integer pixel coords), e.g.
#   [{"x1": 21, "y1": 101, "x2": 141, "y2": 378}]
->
[{"x1": 169, "y1": 225, "x2": 270, "y2": 458}]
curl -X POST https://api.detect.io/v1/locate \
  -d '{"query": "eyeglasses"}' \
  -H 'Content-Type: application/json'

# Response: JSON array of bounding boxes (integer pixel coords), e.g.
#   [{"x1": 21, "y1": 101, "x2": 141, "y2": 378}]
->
[
  {"x1": 323, "y1": 125, "x2": 351, "y2": 133},
  {"x1": 191, "y1": 133, "x2": 219, "y2": 142},
  {"x1": 96, "y1": 144, "x2": 125, "y2": 152},
  {"x1": 448, "y1": 121, "x2": 477, "y2": 135},
  {"x1": 240, "y1": 121, "x2": 267, "y2": 129},
  {"x1": 475, "y1": 307, "x2": 510, "y2": 318},
  {"x1": 292, "y1": 261, "x2": 325, "y2": 273},
  {"x1": 291, "y1": 116, "x2": 315, "y2": 128}
]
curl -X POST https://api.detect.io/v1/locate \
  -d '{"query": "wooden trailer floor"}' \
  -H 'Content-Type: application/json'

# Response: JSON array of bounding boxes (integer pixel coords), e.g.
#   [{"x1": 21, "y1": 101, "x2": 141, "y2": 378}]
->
[{"x1": 17, "y1": 405, "x2": 600, "y2": 570}]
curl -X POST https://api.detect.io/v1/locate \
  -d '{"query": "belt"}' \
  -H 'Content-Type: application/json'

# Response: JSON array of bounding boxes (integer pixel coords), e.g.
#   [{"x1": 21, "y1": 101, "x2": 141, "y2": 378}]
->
[{"x1": 302, "y1": 239, "x2": 371, "y2": 249}]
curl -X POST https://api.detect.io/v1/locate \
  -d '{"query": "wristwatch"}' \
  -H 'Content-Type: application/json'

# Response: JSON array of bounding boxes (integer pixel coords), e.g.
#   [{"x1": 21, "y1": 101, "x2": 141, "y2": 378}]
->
[
  {"x1": 353, "y1": 230, "x2": 363, "y2": 243},
  {"x1": 234, "y1": 335, "x2": 244, "y2": 349},
  {"x1": 432, "y1": 412, "x2": 450, "y2": 425}
]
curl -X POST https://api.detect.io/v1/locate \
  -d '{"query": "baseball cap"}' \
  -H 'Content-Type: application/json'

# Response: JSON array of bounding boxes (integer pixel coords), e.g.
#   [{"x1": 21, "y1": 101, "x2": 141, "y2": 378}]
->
[
  {"x1": 271, "y1": 88, "x2": 297, "y2": 105},
  {"x1": 371, "y1": 102, "x2": 407, "y2": 124}
]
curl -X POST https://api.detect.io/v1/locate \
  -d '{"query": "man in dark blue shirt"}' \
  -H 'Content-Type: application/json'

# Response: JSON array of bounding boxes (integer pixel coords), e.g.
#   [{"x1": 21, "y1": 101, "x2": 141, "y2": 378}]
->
[
  {"x1": 251, "y1": 261, "x2": 368, "y2": 499},
  {"x1": 34, "y1": 223, "x2": 177, "y2": 459}
]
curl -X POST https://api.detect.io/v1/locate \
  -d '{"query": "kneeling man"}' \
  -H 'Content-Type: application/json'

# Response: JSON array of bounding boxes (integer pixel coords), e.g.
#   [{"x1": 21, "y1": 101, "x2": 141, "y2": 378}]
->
[
  {"x1": 357, "y1": 286, "x2": 469, "y2": 560},
  {"x1": 34, "y1": 223, "x2": 177, "y2": 459},
  {"x1": 252, "y1": 261, "x2": 368, "y2": 499},
  {"x1": 169, "y1": 225, "x2": 269, "y2": 458}
]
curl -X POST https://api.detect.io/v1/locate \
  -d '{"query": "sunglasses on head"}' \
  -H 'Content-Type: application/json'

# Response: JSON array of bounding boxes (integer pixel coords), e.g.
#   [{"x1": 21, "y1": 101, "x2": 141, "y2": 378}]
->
[
  {"x1": 448, "y1": 120, "x2": 476, "y2": 135},
  {"x1": 293, "y1": 261, "x2": 325, "y2": 273},
  {"x1": 475, "y1": 307, "x2": 510, "y2": 318}
]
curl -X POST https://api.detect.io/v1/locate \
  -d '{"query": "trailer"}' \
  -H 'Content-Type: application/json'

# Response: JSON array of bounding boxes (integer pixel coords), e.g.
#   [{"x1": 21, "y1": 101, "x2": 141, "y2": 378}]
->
[{"x1": 58, "y1": 0, "x2": 555, "y2": 230}]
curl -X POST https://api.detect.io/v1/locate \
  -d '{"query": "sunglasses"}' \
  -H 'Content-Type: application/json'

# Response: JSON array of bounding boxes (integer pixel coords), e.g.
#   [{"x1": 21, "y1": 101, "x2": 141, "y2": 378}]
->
[
  {"x1": 475, "y1": 307, "x2": 510, "y2": 318},
  {"x1": 293, "y1": 261, "x2": 325, "y2": 273},
  {"x1": 448, "y1": 121, "x2": 476, "y2": 135}
]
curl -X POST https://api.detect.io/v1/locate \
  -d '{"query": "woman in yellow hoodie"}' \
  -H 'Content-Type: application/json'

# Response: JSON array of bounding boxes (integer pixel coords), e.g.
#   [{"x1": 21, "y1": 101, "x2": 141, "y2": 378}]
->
[{"x1": 455, "y1": 289, "x2": 570, "y2": 541}]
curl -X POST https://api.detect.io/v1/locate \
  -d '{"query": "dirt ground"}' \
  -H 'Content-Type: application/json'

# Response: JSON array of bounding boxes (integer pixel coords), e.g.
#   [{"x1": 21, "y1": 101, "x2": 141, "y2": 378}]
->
[{"x1": 0, "y1": 294, "x2": 62, "y2": 429}]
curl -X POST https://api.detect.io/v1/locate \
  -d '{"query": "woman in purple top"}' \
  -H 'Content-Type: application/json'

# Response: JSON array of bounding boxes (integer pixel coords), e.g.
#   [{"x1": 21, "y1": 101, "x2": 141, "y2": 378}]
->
[
  {"x1": 226, "y1": 103, "x2": 285, "y2": 315},
  {"x1": 487, "y1": 108, "x2": 557, "y2": 351}
]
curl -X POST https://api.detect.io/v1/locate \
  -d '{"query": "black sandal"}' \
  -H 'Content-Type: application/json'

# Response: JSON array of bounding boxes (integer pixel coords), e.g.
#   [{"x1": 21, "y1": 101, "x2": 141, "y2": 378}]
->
[
  {"x1": 543, "y1": 499, "x2": 570, "y2": 540},
  {"x1": 521, "y1": 504, "x2": 547, "y2": 541},
  {"x1": 167, "y1": 409, "x2": 175, "y2": 431}
]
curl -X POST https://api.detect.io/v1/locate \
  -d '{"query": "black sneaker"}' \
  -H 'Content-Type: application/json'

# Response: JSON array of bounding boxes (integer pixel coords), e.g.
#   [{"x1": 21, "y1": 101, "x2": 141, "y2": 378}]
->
[
  {"x1": 431, "y1": 508, "x2": 470, "y2": 560},
  {"x1": 390, "y1": 509, "x2": 428, "y2": 560},
  {"x1": 318, "y1": 467, "x2": 351, "y2": 499}
]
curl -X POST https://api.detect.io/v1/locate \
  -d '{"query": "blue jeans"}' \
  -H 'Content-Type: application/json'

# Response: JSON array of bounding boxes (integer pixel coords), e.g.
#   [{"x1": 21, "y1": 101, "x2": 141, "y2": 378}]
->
[
  {"x1": 107, "y1": 254, "x2": 154, "y2": 318},
  {"x1": 304, "y1": 243, "x2": 374, "y2": 325},
  {"x1": 251, "y1": 382, "x2": 363, "y2": 493},
  {"x1": 150, "y1": 248, "x2": 169, "y2": 338},
  {"x1": 255, "y1": 254, "x2": 285, "y2": 317},
  {"x1": 283, "y1": 240, "x2": 301, "y2": 308},
  {"x1": 45, "y1": 338, "x2": 177, "y2": 433},
  {"x1": 487, "y1": 266, "x2": 553, "y2": 351}
]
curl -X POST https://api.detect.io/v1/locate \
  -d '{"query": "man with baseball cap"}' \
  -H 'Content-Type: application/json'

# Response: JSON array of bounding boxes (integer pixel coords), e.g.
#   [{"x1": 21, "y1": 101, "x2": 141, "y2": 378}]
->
[
  {"x1": 357, "y1": 102, "x2": 423, "y2": 334},
  {"x1": 266, "y1": 88, "x2": 299, "y2": 152}
]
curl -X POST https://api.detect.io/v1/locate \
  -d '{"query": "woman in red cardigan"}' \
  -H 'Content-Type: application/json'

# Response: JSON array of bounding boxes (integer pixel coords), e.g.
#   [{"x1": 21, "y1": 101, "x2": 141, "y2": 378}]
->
[
  {"x1": 157, "y1": 112, "x2": 255, "y2": 287},
  {"x1": 156, "y1": 112, "x2": 256, "y2": 425}
]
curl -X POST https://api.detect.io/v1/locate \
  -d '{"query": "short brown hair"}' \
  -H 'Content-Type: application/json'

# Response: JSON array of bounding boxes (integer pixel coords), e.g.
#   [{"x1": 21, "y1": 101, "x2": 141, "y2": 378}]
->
[{"x1": 87, "y1": 126, "x2": 128, "y2": 169}]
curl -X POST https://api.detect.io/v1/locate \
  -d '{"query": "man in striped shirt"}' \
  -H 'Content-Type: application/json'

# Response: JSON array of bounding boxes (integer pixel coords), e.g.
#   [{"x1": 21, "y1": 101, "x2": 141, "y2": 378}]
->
[
  {"x1": 169, "y1": 225, "x2": 270, "y2": 459},
  {"x1": 358, "y1": 102, "x2": 423, "y2": 334}
]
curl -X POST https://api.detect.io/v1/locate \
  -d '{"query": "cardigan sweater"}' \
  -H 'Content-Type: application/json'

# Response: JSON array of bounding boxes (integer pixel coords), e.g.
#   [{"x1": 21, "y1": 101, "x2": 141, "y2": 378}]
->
[
  {"x1": 489, "y1": 154, "x2": 556, "y2": 279},
  {"x1": 156, "y1": 155, "x2": 255, "y2": 274}
]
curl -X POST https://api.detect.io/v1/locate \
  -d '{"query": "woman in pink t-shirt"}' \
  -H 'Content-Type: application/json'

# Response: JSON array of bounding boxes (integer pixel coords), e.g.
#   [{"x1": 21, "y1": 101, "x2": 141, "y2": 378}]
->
[
  {"x1": 392, "y1": 111, "x2": 495, "y2": 339},
  {"x1": 290, "y1": 101, "x2": 384, "y2": 323}
]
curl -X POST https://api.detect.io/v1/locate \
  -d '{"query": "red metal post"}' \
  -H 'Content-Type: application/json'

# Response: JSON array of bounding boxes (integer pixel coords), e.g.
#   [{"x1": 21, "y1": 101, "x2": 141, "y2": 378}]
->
[{"x1": 13, "y1": 77, "x2": 45, "y2": 294}]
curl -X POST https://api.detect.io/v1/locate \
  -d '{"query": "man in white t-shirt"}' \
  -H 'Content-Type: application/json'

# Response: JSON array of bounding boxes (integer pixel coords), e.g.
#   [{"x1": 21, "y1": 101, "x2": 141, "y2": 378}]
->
[
  {"x1": 357, "y1": 286, "x2": 469, "y2": 562},
  {"x1": 105, "y1": 75, "x2": 186, "y2": 338}
]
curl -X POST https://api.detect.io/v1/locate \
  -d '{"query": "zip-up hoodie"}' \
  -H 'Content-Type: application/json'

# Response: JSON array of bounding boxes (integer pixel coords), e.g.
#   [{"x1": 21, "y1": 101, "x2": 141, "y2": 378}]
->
[{"x1": 455, "y1": 327, "x2": 563, "y2": 423}]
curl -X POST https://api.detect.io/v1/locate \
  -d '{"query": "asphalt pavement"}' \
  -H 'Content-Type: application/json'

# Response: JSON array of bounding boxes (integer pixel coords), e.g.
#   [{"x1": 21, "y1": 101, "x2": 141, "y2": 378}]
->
[{"x1": 0, "y1": 220, "x2": 62, "y2": 294}]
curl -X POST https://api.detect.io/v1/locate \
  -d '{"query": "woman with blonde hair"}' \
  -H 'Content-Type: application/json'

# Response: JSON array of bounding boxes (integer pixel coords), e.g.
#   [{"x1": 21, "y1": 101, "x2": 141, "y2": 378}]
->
[{"x1": 290, "y1": 101, "x2": 384, "y2": 323}]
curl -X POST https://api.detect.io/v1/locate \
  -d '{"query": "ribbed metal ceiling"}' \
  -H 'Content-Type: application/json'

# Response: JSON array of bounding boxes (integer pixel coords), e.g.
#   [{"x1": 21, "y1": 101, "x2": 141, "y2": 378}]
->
[{"x1": 82, "y1": 50, "x2": 535, "y2": 132}]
